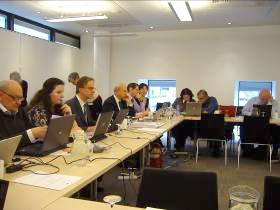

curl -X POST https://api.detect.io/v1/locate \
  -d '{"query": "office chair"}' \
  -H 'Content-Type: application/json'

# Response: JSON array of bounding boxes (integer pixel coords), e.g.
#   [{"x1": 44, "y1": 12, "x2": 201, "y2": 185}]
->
[
  {"x1": 137, "y1": 168, "x2": 218, "y2": 210},
  {"x1": 196, "y1": 114, "x2": 227, "y2": 165},
  {"x1": 238, "y1": 116, "x2": 272, "y2": 172},
  {"x1": 263, "y1": 176, "x2": 280, "y2": 210}
]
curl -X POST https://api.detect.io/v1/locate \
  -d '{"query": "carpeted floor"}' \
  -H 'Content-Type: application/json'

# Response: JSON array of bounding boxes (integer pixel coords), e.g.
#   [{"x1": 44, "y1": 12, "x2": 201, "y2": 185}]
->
[{"x1": 83, "y1": 138, "x2": 280, "y2": 210}]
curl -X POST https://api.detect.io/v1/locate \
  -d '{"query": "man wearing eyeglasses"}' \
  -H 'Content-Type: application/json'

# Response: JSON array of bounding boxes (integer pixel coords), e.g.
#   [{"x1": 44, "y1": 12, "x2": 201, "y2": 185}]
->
[{"x1": 0, "y1": 80, "x2": 47, "y2": 149}]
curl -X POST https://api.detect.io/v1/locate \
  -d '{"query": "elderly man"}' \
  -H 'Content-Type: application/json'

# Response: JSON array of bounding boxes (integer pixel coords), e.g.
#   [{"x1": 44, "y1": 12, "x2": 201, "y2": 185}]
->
[
  {"x1": 0, "y1": 80, "x2": 47, "y2": 148},
  {"x1": 197, "y1": 89, "x2": 218, "y2": 114},
  {"x1": 242, "y1": 89, "x2": 278, "y2": 116},
  {"x1": 102, "y1": 83, "x2": 135, "y2": 120}
]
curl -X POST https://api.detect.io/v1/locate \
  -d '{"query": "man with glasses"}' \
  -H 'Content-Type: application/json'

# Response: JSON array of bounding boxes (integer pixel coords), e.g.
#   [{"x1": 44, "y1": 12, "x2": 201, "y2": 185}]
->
[{"x1": 0, "y1": 80, "x2": 47, "y2": 149}]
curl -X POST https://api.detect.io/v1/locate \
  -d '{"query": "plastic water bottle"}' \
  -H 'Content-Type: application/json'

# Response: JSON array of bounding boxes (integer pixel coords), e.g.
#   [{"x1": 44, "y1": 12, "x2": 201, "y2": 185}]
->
[
  {"x1": 176, "y1": 104, "x2": 180, "y2": 116},
  {"x1": 71, "y1": 130, "x2": 89, "y2": 166}
]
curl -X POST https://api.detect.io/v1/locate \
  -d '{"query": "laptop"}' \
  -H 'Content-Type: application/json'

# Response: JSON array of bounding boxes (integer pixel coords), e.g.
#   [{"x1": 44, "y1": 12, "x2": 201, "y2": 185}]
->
[
  {"x1": 0, "y1": 135, "x2": 22, "y2": 165},
  {"x1": 185, "y1": 102, "x2": 202, "y2": 117},
  {"x1": 16, "y1": 115, "x2": 75, "y2": 157},
  {"x1": 90, "y1": 111, "x2": 114, "y2": 142},
  {"x1": 220, "y1": 105, "x2": 236, "y2": 117},
  {"x1": 108, "y1": 109, "x2": 129, "y2": 132},
  {"x1": 253, "y1": 104, "x2": 272, "y2": 119},
  {"x1": 0, "y1": 179, "x2": 9, "y2": 210}
]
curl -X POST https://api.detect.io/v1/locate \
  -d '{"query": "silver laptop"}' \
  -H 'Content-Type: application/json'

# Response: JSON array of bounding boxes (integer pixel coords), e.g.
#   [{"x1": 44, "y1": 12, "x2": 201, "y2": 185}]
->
[
  {"x1": 185, "y1": 102, "x2": 202, "y2": 117},
  {"x1": 0, "y1": 135, "x2": 22, "y2": 165}
]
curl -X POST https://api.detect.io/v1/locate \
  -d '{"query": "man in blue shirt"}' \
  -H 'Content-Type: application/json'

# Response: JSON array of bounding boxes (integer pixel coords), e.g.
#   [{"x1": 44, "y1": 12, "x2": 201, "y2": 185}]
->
[{"x1": 197, "y1": 89, "x2": 218, "y2": 114}]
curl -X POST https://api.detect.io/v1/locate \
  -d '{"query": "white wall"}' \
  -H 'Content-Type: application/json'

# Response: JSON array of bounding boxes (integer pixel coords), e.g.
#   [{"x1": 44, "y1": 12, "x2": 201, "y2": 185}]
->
[
  {"x1": 111, "y1": 25, "x2": 280, "y2": 105},
  {"x1": 0, "y1": 28, "x2": 82, "y2": 101}
]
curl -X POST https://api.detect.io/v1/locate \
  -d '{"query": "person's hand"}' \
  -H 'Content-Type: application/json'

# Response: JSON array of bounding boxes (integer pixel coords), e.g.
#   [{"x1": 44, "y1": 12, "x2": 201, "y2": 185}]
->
[
  {"x1": 31, "y1": 126, "x2": 48, "y2": 139},
  {"x1": 61, "y1": 104, "x2": 72, "y2": 116},
  {"x1": 124, "y1": 94, "x2": 133, "y2": 106}
]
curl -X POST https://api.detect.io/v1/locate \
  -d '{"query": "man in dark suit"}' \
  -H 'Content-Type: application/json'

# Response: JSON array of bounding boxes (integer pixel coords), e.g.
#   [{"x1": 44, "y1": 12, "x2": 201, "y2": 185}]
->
[
  {"x1": 0, "y1": 80, "x2": 47, "y2": 148},
  {"x1": 66, "y1": 76, "x2": 96, "y2": 132},
  {"x1": 102, "y1": 83, "x2": 135, "y2": 120}
]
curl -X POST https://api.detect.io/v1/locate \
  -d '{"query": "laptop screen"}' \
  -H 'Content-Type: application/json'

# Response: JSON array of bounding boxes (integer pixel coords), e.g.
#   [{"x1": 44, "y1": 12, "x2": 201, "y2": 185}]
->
[{"x1": 0, "y1": 180, "x2": 9, "y2": 210}]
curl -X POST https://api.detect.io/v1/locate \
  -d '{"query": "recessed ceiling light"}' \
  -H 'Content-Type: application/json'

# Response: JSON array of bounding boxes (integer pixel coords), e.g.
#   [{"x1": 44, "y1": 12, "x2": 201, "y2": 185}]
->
[
  {"x1": 149, "y1": 26, "x2": 154, "y2": 30},
  {"x1": 85, "y1": 30, "x2": 89, "y2": 33},
  {"x1": 37, "y1": 11, "x2": 41, "y2": 14},
  {"x1": 228, "y1": 22, "x2": 232, "y2": 25},
  {"x1": 46, "y1": 15, "x2": 108, "y2": 22},
  {"x1": 168, "y1": 1, "x2": 192, "y2": 22}
]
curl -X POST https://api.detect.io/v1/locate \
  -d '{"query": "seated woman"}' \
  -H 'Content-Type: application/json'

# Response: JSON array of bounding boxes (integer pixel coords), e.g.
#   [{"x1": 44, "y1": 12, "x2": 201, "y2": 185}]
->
[
  {"x1": 27, "y1": 78, "x2": 79, "y2": 131},
  {"x1": 172, "y1": 88, "x2": 196, "y2": 152}
]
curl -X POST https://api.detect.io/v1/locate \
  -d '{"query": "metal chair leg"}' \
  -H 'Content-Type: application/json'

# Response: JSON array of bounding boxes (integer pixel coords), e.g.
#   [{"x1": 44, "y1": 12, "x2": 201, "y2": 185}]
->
[
  {"x1": 237, "y1": 143, "x2": 241, "y2": 169},
  {"x1": 196, "y1": 139, "x2": 199, "y2": 163},
  {"x1": 224, "y1": 141, "x2": 227, "y2": 166},
  {"x1": 269, "y1": 145, "x2": 272, "y2": 172}
]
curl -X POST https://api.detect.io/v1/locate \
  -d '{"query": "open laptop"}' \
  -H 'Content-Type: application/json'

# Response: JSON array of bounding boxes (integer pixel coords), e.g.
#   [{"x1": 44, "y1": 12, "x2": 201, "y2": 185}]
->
[
  {"x1": 185, "y1": 102, "x2": 202, "y2": 117},
  {"x1": 253, "y1": 104, "x2": 272, "y2": 119},
  {"x1": 16, "y1": 115, "x2": 75, "y2": 157},
  {"x1": 107, "y1": 109, "x2": 129, "y2": 132},
  {"x1": 0, "y1": 179, "x2": 9, "y2": 210},
  {"x1": 0, "y1": 135, "x2": 22, "y2": 165},
  {"x1": 90, "y1": 111, "x2": 114, "y2": 142}
]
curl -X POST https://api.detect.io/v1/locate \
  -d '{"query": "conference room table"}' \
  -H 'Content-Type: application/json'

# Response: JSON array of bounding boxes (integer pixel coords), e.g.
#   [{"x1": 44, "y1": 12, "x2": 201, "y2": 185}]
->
[{"x1": 3, "y1": 116, "x2": 183, "y2": 210}]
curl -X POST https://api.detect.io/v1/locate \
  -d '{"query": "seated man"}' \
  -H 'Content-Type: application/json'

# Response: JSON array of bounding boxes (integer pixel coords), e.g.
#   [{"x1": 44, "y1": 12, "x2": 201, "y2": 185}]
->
[
  {"x1": 102, "y1": 83, "x2": 135, "y2": 120},
  {"x1": 88, "y1": 89, "x2": 103, "y2": 121},
  {"x1": 242, "y1": 89, "x2": 278, "y2": 116},
  {"x1": 197, "y1": 89, "x2": 218, "y2": 114},
  {"x1": 67, "y1": 76, "x2": 96, "y2": 132},
  {"x1": 242, "y1": 89, "x2": 279, "y2": 159},
  {"x1": 0, "y1": 80, "x2": 47, "y2": 148}
]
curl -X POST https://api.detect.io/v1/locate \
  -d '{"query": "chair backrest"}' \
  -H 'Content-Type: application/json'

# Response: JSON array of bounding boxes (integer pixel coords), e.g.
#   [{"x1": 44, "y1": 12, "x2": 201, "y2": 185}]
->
[
  {"x1": 137, "y1": 168, "x2": 218, "y2": 210},
  {"x1": 156, "y1": 102, "x2": 171, "y2": 111},
  {"x1": 219, "y1": 105, "x2": 237, "y2": 117},
  {"x1": 197, "y1": 114, "x2": 225, "y2": 139},
  {"x1": 240, "y1": 116, "x2": 271, "y2": 143},
  {"x1": 263, "y1": 176, "x2": 280, "y2": 210},
  {"x1": 236, "y1": 106, "x2": 243, "y2": 116}
]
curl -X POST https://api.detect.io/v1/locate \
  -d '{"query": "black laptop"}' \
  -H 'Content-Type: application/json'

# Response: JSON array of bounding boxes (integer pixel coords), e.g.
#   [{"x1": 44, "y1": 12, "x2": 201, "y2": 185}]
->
[
  {"x1": 90, "y1": 111, "x2": 114, "y2": 142},
  {"x1": 107, "y1": 109, "x2": 129, "y2": 132},
  {"x1": 16, "y1": 115, "x2": 75, "y2": 157},
  {"x1": 0, "y1": 180, "x2": 9, "y2": 210}
]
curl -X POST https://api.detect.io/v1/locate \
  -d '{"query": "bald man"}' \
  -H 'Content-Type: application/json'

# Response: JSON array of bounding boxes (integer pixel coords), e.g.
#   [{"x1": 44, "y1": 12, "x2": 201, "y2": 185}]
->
[
  {"x1": 242, "y1": 89, "x2": 278, "y2": 116},
  {"x1": 0, "y1": 80, "x2": 47, "y2": 149},
  {"x1": 102, "y1": 83, "x2": 135, "y2": 120}
]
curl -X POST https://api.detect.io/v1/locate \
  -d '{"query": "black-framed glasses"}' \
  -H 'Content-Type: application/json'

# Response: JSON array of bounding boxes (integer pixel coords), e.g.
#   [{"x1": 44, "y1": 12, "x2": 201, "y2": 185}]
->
[{"x1": 1, "y1": 91, "x2": 24, "y2": 102}]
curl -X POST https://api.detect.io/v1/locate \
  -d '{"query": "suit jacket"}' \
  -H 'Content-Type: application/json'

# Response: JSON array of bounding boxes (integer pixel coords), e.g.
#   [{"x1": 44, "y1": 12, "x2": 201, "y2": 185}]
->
[
  {"x1": 102, "y1": 95, "x2": 135, "y2": 120},
  {"x1": 0, "y1": 108, "x2": 33, "y2": 149},
  {"x1": 88, "y1": 95, "x2": 103, "y2": 121},
  {"x1": 66, "y1": 96, "x2": 96, "y2": 131}
]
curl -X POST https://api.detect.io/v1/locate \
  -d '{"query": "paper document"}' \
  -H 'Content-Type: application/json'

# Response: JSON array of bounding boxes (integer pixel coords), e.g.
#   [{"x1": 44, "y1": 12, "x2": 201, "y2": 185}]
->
[
  {"x1": 13, "y1": 171, "x2": 81, "y2": 190},
  {"x1": 136, "y1": 128, "x2": 166, "y2": 133},
  {"x1": 146, "y1": 208, "x2": 166, "y2": 210}
]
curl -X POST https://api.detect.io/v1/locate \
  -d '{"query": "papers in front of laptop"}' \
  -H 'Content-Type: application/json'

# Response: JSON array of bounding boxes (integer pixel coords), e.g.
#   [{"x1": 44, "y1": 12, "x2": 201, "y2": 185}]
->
[
  {"x1": 136, "y1": 128, "x2": 166, "y2": 133},
  {"x1": 130, "y1": 121, "x2": 167, "y2": 128},
  {"x1": 13, "y1": 172, "x2": 81, "y2": 190}
]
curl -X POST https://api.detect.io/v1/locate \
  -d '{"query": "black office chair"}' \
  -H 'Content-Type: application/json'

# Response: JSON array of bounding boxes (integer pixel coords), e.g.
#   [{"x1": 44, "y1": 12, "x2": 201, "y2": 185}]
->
[
  {"x1": 156, "y1": 102, "x2": 171, "y2": 111},
  {"x1": 238, "y1": 116, "x2": 272, "y2": 171},
  {"x1": 137, "y1": 168, "x2": 218, "y2": 210},
  {"x1": 196, "y1": 114, "x2": 227, "y2": 165},
  {"x1": 263, "y1": 176, "x2": 280, "y2": 210}
]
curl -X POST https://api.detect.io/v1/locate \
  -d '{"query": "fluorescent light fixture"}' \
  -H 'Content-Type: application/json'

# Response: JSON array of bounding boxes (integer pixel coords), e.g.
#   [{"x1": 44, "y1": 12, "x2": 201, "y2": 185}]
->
[
  {"x1": 228, "y1": 22, "x2": 232, "y2": 25},
  {"x1": 168, "y1": 1, "x2": 192, "y2": 22},
  {"x1": 46, "y1": 15, "x2": 108, "y2": 23}
]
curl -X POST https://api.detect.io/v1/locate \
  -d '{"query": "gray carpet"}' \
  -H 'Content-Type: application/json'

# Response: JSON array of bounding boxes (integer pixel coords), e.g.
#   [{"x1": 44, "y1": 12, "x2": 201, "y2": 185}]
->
[{"x1": 88, "y1": 138, "x2": 280, "y2": 210}]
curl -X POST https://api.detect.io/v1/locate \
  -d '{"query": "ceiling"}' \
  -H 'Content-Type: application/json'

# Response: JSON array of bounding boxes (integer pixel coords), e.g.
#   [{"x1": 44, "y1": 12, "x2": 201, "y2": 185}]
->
[{"x1": 0, "y1": 1, "x2": 280, "y2": 36}]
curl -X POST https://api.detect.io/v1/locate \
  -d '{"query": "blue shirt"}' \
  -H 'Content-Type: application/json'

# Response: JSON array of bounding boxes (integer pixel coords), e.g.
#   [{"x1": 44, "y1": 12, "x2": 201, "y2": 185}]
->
[
  {"x1": 242, "y1": 96, "x2": 279, "y2": 116},
  {"x1": 202, "y1": 96, "x2": 218, "y2": 114}
]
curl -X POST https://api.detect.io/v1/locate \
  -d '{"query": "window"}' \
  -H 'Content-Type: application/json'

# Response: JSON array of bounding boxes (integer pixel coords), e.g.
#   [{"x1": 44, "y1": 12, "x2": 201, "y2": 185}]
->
[
  {"x1": 14, "y1": 19, "x2": 50, "y2": 40},
  {"x1": 138, "y1": 79, "x2": 176, "y2": 111},
  {"x1": 234, "y1": 80, "x2": 276, "y2": 106},
  {"x1": 55, "y1": 32, "x2": 80, "y2": 48},
  {"x1": 0, "y1": 14, "x2": 7, "y2": 28}
]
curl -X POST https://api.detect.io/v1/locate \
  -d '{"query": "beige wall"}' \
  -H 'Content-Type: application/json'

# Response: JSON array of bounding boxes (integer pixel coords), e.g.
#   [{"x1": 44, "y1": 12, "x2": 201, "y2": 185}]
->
[
  {"x1": 111, "y1": 25, "x2": 280, "y2": 105},
  {"x1": 0, "y1": 28, "x2": 82, "y2": 101}
]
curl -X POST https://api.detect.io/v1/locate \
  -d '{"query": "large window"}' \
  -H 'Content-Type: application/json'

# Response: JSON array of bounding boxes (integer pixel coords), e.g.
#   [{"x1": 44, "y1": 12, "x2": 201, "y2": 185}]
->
[
  {"x1": 0, "y1": 14, "x2": 7, "y2": 28},
  {"x1": 138, "y1": 79, "x2": 176, "y2": 111},
  {"x1": 55, "y1": 32, "x2": 80, "y2": 48},
  {"x1": 234, "y1": 80, "x2": 276, "y2": 106},
  {"x1": 14, "y1": 19, "x2": 50, "y2": 41}
]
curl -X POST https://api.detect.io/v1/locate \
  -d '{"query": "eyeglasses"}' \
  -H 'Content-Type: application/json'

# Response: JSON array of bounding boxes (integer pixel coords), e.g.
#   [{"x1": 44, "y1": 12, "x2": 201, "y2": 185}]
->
[{"x1": 1, "y1": 91, "x2": 24, "y2": 102}]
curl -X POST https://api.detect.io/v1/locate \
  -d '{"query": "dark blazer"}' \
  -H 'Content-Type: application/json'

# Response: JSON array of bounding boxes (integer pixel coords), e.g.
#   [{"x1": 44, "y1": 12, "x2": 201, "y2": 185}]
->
[
  {"x1": 0, "y1": 108, "x2": 33, "y2": 149},
  {"x1": 66, "y1": 96, "x2": 96, "y2": 131},
  {"x1": 102, "y1": 95, "x2": 135, "y2": 120},
  {"x1": 21, "y1": 80, "x2": 28, "y2": 107},
  {"x1": 88, "y1": 95, "x2": 103, "y2": 121}
]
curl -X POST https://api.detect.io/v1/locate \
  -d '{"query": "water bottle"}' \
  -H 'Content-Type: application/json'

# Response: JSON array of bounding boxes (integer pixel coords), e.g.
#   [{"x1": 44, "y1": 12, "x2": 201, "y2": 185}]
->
[{"x1": 71, "y1": 130, "x2": 89, "y2": 166}]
